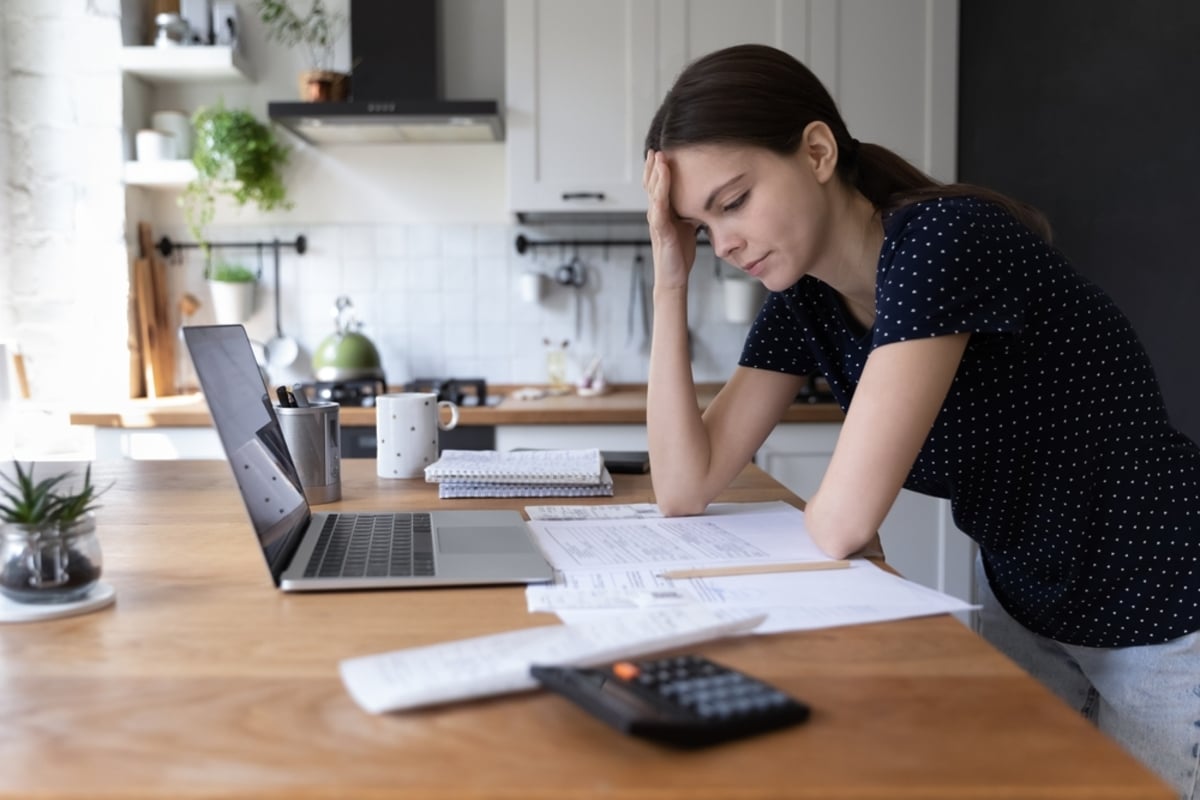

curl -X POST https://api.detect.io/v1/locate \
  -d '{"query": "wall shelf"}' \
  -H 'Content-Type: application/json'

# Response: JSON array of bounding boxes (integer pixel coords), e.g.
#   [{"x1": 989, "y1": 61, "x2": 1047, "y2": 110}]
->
[
  {"x1": 123, "y1": 160, "x2": 197, "y2": 188},
  {"x1": 119, "y1": 46, "x2": 252, "y2": 83}
]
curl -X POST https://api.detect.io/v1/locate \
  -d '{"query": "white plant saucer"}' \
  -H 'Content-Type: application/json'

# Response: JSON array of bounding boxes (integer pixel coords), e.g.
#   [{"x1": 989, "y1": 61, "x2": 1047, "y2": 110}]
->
[{"x1": 0, "y1": 582, "x2": 116, "y2": 623}]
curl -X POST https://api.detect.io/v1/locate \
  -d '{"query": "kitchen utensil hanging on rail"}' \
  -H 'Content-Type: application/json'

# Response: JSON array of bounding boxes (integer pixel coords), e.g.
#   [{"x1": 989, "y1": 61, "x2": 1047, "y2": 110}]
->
[
  {"x1": 264, "y1": 240, "x2": 301, "y2": 376},
  {"x1": 555, "y1": 253, "x2": 589, "y2": 340},
  {"x1": 626, "y1": 252, "x2": 650, "y2": 353}
]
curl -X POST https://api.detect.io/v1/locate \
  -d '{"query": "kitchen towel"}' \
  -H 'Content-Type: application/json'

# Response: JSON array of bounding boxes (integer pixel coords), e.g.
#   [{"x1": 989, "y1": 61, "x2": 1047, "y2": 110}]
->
[{"x1": 626, "y1": 253, "x2": 651, "y2": 353}]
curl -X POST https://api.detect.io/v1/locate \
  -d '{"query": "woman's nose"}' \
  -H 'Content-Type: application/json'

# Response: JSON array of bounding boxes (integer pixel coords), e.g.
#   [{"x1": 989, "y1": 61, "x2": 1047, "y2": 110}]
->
[{"x1": 710, "y1": 227, "x2": 742, "y2": 261}]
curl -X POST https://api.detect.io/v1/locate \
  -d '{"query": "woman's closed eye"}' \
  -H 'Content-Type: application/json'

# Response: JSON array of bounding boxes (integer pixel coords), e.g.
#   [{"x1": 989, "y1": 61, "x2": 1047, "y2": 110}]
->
[
  {"x1": 692, "y1": 193, "x2": 748, "y2": 238},
  {"x1": 722, "y1": 192, "x2": 748, "y2": 213}
]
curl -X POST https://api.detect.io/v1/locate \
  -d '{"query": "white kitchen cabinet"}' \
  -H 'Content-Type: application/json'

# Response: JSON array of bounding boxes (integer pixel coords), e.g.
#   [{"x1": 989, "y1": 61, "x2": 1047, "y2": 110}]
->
[
  {"x1": 504, "y1": 1, "x2": 659, "y2": 215},
  {"x1": 495, "y1": 424, "x2": 647, "y2": 452},
  {"x1": 505, "y1": 0, "x2": 958, "y2": 216},
  {"x1": 91, "y1": 427, "x2": 226, "y2": 461},
  {"x1": 757, "y1": 423, "x2": 976, "y2": 612}
]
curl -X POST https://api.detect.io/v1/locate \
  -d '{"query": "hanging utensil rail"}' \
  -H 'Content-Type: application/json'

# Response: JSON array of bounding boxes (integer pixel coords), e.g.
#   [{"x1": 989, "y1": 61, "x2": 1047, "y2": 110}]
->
[
  {"x1": 514, "y1": 233, "x2": 711, "y2": 255},
  {"x1": 156, "y1": 235, "x2": 308, "y2": 259}
]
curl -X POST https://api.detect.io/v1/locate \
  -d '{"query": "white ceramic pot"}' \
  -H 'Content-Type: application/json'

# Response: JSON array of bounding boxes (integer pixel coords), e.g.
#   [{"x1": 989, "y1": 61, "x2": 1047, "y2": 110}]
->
[
  {"x1": 208, "y1": 280, "x2": 257, "y2": 325},
  {"x1": 723, "y1": 278, "x2": 767, "y2": 324}
]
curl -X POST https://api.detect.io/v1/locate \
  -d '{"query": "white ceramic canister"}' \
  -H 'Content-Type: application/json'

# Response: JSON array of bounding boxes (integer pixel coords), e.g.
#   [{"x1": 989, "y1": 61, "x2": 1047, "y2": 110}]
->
[{"x1": 150, "y1": 110, "x2": 192, "y2": 159}]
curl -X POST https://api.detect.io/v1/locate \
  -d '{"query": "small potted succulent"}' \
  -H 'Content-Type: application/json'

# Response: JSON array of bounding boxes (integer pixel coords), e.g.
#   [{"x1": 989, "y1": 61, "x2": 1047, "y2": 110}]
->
[{"x1": 0, "y1": 462, "x2": 108, "y2": 604}]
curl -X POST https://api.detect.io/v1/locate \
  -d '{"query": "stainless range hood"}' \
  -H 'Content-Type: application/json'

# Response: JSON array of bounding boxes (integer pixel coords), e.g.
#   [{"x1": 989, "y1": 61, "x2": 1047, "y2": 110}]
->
[{"x1": 268, "y1": 0, "x2": 502, "y2": 144}]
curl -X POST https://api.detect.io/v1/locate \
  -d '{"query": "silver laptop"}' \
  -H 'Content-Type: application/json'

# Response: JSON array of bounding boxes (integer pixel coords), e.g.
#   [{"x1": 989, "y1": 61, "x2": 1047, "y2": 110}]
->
[{"x1": 183, "y1": 324, "x2": 555, "y2": 591}]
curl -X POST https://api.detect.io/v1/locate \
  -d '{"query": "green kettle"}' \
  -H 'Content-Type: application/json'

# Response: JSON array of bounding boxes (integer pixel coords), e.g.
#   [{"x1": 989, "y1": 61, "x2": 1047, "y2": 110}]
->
[{"x1": 312, "y1": 296, "x2": 386, "y2": 382}]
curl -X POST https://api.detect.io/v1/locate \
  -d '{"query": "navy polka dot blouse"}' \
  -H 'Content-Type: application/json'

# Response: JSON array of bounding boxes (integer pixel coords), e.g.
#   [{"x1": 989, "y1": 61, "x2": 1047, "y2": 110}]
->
[{"x1": 740, "y1": 196, "x2": 1200, "y2": 647}]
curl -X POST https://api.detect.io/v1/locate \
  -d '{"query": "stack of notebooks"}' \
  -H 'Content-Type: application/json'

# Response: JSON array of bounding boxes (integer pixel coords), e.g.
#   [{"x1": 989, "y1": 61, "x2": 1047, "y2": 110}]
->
[{"x1": 424, "y1": 448, "x2": 614, "y2": 499}]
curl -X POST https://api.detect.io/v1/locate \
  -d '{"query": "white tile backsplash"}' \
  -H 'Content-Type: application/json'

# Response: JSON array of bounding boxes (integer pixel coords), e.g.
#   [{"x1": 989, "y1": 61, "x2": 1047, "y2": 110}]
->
[{"x1": 171, "y1": 220, "x2": 749, "y2": 390}]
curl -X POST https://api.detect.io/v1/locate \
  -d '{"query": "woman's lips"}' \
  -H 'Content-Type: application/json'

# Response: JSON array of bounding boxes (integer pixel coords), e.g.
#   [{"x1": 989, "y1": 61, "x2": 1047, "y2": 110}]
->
[{"x1": 742, "y1": 254, "x2": 767, "y2": 278}]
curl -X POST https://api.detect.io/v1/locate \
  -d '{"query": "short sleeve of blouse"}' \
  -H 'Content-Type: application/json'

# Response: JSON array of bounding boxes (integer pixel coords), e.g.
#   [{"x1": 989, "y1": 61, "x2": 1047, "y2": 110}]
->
[{"x1": 873, "y1": 198, "x2": 1030, "y2": 347}]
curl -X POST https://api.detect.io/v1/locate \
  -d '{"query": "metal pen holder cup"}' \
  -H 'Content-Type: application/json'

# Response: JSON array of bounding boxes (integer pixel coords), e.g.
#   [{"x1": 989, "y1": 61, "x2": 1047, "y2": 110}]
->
[{"x1": 275, "y1": 401, "x2": 342, "y2": 504}]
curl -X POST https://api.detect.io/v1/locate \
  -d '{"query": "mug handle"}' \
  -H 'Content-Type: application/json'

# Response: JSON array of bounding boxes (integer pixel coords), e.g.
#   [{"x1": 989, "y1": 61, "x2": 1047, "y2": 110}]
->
[{"x1": 437, "y1": 400, "x2": 459, "y2": 431}]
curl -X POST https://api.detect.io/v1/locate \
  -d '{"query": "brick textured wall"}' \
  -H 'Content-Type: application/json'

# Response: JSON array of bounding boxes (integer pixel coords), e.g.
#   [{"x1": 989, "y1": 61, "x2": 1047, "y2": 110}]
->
[{"x1": 1, "y1": 0, "x2": 131, "y2": 404}]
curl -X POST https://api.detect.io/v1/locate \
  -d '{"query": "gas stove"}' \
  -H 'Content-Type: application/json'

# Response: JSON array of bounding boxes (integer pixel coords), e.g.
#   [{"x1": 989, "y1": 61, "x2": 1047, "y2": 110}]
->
[
  {"x1": 303, "y1": 376, "x2": 389, "y2": 407},
  {"x1": 403, "y1": 377, "x2": 489, "y2": 407}
]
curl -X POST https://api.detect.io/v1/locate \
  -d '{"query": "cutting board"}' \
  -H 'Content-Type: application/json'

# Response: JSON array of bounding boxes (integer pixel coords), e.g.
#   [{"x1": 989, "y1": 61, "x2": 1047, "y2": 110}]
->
[{"x1": 132, "y1": 222, "x2": 176, "y2": 398}]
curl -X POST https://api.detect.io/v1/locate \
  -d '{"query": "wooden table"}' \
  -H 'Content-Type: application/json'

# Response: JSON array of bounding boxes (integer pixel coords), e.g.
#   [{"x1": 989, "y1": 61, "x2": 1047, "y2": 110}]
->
[{"x1": 0, "y1": 460, "x2": 1171, "y2": 799}]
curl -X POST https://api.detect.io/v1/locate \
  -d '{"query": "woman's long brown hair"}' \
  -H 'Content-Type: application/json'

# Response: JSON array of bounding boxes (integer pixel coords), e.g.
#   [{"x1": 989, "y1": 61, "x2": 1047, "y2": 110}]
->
[{"x1": 645, "y1": 44, "x2": 1051, "y2": 241}]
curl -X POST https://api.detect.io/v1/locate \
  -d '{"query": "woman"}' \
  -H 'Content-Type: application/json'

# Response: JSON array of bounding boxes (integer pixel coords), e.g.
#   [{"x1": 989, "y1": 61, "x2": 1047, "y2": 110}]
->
[{"x1": 643, "y1": 43, "x2": 1199, "y2": 797}]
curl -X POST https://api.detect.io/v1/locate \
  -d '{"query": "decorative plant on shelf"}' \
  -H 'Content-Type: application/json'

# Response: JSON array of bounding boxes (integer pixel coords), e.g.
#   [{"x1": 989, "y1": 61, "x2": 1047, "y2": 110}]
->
[
  {"x1": 0, "y1": 462, "x2": 109, "y2": 603},
  {"x1": 181, "y1": 101, "x2": 292, "y2": 251},
  {"x1": 256, "y1": 0, "x2": 350, "y2": 101}
]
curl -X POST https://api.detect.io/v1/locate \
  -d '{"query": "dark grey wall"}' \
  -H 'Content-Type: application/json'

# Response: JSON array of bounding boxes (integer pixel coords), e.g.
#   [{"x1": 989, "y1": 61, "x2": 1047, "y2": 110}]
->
[{"x1": 958, "y1": 1, "x2": 1200, "y2": 443}]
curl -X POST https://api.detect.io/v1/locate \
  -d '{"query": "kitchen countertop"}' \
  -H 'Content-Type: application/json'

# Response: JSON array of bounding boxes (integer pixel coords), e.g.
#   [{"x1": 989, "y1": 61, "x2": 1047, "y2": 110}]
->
[{"x1": 67, "y1": 383, "x2": 844, "y2": 428}]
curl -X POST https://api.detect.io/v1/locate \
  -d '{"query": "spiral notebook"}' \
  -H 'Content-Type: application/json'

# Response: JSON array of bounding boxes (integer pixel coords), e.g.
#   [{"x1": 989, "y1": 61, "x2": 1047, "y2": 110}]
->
[
  {"x1": 425, "y1": 449, "x2": 614, "y2": 499},
  {"x1": 425, "y1": 449, "x2": 605, "y2": 485}
]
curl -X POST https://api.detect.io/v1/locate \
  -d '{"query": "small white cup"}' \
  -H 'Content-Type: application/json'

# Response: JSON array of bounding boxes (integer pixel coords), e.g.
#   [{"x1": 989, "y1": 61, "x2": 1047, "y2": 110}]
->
[
  {"x1": 518, "y1": 271, "x2": 548, "y2": 304},
  {"x1": 135, "y1": 129, "x2": 175, "y2": 161},
  {"x1": 150, "y1": 110, "x2": 192, "y2": 159},
  {"x1": 376, "y1": 393, "x2": 460, "y2": 478},
  {"x1": 722, "y1": 277, "x2": 767, "y2": 324}
]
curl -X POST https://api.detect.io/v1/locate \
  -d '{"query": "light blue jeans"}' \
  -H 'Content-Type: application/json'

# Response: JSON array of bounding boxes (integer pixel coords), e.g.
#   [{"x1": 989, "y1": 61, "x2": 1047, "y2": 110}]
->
[{"x1": 975, "y1": 556, "x2": 1200, "y2": 799}]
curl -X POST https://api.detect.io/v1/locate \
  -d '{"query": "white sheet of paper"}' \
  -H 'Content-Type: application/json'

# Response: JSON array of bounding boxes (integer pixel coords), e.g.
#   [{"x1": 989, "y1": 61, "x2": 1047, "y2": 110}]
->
[
  {"x1": 525, "y1": 503, "x2": 662, "y2": 520},
  {"x1": 338, "y1": 606, "x2": 765, "y2": 714},
  {"x1": 526, "y1": 501, "x2": 826, "y2": 570}
]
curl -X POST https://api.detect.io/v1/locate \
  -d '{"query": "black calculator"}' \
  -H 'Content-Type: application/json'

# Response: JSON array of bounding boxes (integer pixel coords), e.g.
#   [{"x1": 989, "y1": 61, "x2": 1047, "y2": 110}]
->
[{"x1": 530, "y1": 654, "x2": 810, "y2": 747}]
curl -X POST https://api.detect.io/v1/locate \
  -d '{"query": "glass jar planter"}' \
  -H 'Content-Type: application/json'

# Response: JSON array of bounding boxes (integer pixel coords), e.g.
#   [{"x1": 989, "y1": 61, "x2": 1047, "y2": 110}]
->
[{"x1": 0, "y1": 513, "x2": 103, "y2": 604}]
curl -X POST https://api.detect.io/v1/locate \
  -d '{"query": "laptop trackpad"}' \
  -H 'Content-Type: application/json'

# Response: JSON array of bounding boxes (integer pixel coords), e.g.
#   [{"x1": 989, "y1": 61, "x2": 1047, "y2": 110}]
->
[{"x1": 438, "y1": 527, "x2": 535, "y2": 555}]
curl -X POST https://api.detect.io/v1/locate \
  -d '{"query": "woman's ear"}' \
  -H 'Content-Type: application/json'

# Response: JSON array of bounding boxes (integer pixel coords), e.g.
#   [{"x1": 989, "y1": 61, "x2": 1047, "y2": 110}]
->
[{"x1": 800, "y1": 121, "x2": 839, "y2": 184}]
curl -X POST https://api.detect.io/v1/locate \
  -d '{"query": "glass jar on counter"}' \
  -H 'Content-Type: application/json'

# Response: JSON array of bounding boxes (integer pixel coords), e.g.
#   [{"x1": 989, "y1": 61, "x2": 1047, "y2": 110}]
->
[
  {"x1": 155, "y1": 13, "x2": 191, "y2": 47},
  {"x1": 0, "y1": 513, "x2": 103, "y2": 604}
]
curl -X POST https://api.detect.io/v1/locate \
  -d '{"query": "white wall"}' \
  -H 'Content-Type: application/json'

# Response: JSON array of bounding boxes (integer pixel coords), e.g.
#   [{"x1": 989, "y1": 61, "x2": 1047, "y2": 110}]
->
[{"x1": 1, "y1": 0, "x2": 131, "y2": 406}]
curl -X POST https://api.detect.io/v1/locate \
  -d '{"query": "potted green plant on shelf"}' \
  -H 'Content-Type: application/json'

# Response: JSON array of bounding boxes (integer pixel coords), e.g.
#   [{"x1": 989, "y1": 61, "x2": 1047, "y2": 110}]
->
[
  {"x1": 256, "y1": 0, "x2": 350, "y2": 101},
  {"x1": 0, "y1": 462, "x2": 108, "y2": 604},
  {"x1": 180, "y1": 101, "x2": 290, "y2": 322},
  {"x1": 182, "y1": 101, "x2": 291, "y2": 245},
  {"x1": 207, "y1": 261, "x2": 260, "y2": 324}
]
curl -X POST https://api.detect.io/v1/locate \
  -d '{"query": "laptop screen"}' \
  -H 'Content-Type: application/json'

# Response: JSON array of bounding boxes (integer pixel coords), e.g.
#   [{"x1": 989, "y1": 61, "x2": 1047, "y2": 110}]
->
[{"x1": 183, "y1": 324, "x2": 311, "y2": 583}]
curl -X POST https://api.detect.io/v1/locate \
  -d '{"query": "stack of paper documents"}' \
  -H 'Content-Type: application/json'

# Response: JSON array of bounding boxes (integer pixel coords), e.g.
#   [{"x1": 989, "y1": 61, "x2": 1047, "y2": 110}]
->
[
  {"x1": 424, "y1": 448, "x2": 614, "y2": 499},
  {"x1": 521, "y1": 501, "x2": 977, "y2": 635}
]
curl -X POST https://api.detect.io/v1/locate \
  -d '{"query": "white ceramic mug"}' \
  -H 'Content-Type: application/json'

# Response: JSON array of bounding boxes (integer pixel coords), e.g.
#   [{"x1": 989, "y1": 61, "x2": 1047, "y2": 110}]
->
[
  {"x1": 376, "y1": 393, "x2": 459, "y2": 478},
  {"x1": 518, "y1": 271, "x2": 547, "y2": 304},
  {"x1": 135, "y1": 129, "x2": 175, "y2": 161}
]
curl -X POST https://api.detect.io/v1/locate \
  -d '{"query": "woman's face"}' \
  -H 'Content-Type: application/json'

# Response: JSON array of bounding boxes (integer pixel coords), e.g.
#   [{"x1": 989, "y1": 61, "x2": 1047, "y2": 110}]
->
[{"x1": 666, "y1": 141, "x2": 835, "y2": 292}]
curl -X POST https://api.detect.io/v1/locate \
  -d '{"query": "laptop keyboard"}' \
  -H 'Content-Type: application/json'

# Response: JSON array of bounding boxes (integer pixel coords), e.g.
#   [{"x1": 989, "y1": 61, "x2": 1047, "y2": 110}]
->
[{"x1": 303, "y1": 513, "x2": 436, "y2": 578}]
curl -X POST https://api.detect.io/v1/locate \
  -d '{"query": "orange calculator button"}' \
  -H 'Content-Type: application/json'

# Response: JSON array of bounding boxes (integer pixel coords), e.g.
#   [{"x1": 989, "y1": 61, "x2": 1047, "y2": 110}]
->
[{"x1": 611, "y1": 661, "x2": 641, "y2": 681}]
